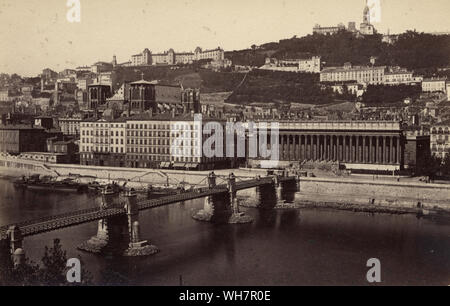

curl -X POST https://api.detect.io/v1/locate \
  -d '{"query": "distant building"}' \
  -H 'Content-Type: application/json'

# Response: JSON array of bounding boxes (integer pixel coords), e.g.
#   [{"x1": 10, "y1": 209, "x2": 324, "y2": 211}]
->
[
  {"x1": 403, "y1": 133, "x2": 431, "y2": 171},
  {"x1": 447, "y1": 83, "x2": 450, "y2": 100},
  {"x1": 320, "y1": 63, "x2": 385, "y2": 85},
  {"x1": 0, "y1": 89, "x2": 12, "y2": 102},
  {"x1": 383, "y1": 67, "x2": 417, "y2": 85},
  {"x1": 87, "y1": 83, "x2": 112, "y2": 112},
  {"x1": 58, "y1": 114, "x2": 84, "y2": 136},
  {"x1": 130, "y1": 47, "x2": 225, "y2": 66},
  {"x1": 76, "y1": 66, "x2": 91, "y2": 72},
  {"x1": 422, "y1": 78, "x2": 447, "y2": 93},
  {"x1": 126, "y1": 78, "x2": 200, "y2": 115},
  {"x1": 313, "y1": 23, "x2": 346, "y2": 35},
  {"x1": 0, "y1": 124, "x2": 58, "y2": 154},
  {"x1": 382, "y1": 30, "x2": 399, "y2": 44},
  {"x1": 19, "y1": 137, "x2": 78, "y2": 164},
  {"x1": 203, "y1": 58, "x2": 233, "y2": 71},
  {"x1": 359, "y1": 3, "x2": 375, "y2": 35},
  {"x1": 313, "y1": 3, "x2": 376, "y2": 36},
  {"x1": 59, "y1": 69, "x2": 77, "y2": 79},
  {"x1": 261, "y1": 56, "x2": 321, "y2": 73},
  {"x1": 21, "y1": 85, "x2": 34, "y2": 98},
  {"x1": 77, "y1": 77, "x2": 94, "y2": 91},
  {"x1": 430, "y1": 124, "x2": 450, "y2": 159},
  {"x1": 91, "y1": 62, "x2": 113, "y2": 74},
  {"x1": 34, "y1": 116, "x2": 54, "y2": 130},
  {"x1": 41, "y1": 68, "x2": 57, "y2": 80}
]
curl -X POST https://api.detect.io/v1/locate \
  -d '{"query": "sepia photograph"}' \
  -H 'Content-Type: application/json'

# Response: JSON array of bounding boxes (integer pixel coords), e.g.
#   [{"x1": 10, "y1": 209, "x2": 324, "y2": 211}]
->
[{"x1": 0, "y1": 0, "x2": 449, "y2": 292}]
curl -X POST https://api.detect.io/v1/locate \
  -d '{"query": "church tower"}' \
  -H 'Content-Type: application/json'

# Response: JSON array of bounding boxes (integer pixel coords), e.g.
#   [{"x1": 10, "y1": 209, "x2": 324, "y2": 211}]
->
[
  {"x1": 360, "y1": 0, "x2": 375, "y2": 35},
  {"x1": 363, "y1": 3, "x2": 370, "y2": 25}
]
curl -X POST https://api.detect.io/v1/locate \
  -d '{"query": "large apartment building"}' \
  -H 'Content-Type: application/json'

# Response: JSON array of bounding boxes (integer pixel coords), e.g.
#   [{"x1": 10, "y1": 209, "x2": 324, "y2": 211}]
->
[
  {"x1": 320, "y1": 63, "x2": 385, "y2": 85},
  {"x1": 130, "y1": 47, "x2": 225, "y2": 66},
  {"x1": 430, "y1": 123, "x2": 450, "y2": 159},
  {"x1": 79, "y1": 114, "x2": 230, "y2": 170}
]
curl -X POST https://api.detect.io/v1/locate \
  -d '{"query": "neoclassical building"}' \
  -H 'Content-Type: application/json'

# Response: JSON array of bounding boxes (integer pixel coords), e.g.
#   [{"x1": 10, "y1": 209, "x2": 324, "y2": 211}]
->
[{"x1": 250, "y1": 121, "x2": 405, "y2": 171}]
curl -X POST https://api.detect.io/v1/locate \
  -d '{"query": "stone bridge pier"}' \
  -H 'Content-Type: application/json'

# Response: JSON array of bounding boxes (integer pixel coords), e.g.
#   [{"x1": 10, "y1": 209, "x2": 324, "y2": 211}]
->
[
  {"x1": 241, "y1": 173, "x2": 299, "y2": 209},
  {"x1": 123, "y1": 189, "x2": 159, "y2": 256},
  {"x1": 273, "y1": 174, "x2": 299, "y2": 205},
  {"x1": 193, "y1": 172, "x2": 253, "y2": 224},
  {"x1": 78, "y1": 186, "x2": 158, "y2": 256},
  {"x1": 78, "y1": 186, "x2": 126, "y2": 254}
]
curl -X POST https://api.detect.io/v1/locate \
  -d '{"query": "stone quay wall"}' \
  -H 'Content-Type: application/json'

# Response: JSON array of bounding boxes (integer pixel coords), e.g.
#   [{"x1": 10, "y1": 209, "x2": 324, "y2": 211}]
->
[{"x1": 298, "y1": 177, "x2": 450, "y2": 210}]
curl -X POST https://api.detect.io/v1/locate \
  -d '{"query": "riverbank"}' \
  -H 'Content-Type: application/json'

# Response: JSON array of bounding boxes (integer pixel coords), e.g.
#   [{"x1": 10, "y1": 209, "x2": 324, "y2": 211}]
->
[{"x1": 1, "y1": 156, "x2": 449, "y2": 215}]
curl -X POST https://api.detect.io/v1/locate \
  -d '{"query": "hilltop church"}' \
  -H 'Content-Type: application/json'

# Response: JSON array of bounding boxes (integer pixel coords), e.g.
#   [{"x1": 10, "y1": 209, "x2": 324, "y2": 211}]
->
[{"x1": 313, "y1": 1, "x2": 377, "y2": 36}]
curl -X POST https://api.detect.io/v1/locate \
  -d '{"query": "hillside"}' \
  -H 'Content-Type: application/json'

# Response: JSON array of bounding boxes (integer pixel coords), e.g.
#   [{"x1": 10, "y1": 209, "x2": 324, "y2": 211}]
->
[
  {"x1": 226, "y1": 30, "x2": 450, "y2": 73},
  {"x1": 112, "y1": 66, "x2": 349, "y2": 105},
  {"x1": 225, "y1": 69, "x2": 336, "y2": 105},
  {"x1": 112, "y1": 66, "x2": 244, "y2": 93}
]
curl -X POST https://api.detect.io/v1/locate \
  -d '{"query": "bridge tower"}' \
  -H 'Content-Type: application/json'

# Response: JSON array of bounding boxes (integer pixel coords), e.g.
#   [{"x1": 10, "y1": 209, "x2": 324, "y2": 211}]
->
[
  {"x1": 123, "y1": 189, "x2": 159, "y2": 256},
  {"x1": 78, "y1": 186, "x2": 119, "y2": 254},
  {"x1": 228, "y1": 173, "x2": 238, "y2": 214},
  {"x1": 6, "y1": 226, "x2": 25, "y2": 267},
  {"x1": 193, "y1": 172, "x2": 253, "y2": 224}
]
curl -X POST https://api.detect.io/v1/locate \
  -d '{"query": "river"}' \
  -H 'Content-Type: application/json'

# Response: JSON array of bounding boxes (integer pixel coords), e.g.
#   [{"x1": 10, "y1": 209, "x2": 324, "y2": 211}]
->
[{"x1": 0, "y1": 177, "x2": 449, "y2": 285}]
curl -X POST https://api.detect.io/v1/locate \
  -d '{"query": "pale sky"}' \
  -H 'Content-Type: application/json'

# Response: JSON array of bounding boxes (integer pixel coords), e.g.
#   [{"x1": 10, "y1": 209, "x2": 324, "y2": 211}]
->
[{"x1": 1, "y1": 0, "x2": 449, "y2": 76}]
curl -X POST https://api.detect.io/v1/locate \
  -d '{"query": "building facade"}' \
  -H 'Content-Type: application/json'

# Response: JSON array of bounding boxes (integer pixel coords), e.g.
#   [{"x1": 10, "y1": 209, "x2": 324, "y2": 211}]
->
[
  {"x1": 383, "y1": 68, "x2": 416, "y2": 85},
  {"x1": 79, "y1": 114, "x2": 229, "y2": 170},
  {"x1": 130, "y1": 47, "x2": 225, "y2": 66},
  {"x1": 320, "y1": 63, "x2": 385, "y2": 85},
  {"x1": 58, "y1": 115, "x2": 83, "y2": 136},
  {"x1": 313, "y1": 23, "x2": 346, "y2": 35},
  {"x1": 261, "y1": 56, "x2": 322, "y2": 73},
  {"x1": 127, "y1": 79, "x2": 200, "y2": 115},
  {"x1": 0, "y1": 125, "x2": 51, "y2": 154},
  {"x1": 403, "y1": 133, "x2": 431, "y2": 171},
  {"x1": 430, "y1": 124, "x2": 450, "y2": 159},
  {"x1": 249, "y1": 121, "x2": 405, "y2": 171},
  {"x1": 422, "y1": 78, "x2": 447, "y2": 92},
  {"x1": 87, "y1": 84, "x2": 112, "y2": 111}
]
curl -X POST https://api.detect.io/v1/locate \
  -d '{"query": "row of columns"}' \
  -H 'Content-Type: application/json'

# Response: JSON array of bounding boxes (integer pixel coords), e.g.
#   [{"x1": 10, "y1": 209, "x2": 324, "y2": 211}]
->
[{"x1": 279, "y1": 134, "x2": 402, "y2": 164}]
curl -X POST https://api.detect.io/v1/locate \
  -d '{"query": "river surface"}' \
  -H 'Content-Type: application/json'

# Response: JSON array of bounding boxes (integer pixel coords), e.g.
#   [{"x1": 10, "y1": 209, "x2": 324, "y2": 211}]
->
[{"x1": 0, "y1": 177, "x2": 449, "y2": 286}]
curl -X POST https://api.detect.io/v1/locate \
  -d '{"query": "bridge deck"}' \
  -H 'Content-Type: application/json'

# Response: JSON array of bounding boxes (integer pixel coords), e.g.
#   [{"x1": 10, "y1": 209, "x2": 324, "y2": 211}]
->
[{"x1": 0, "y1": 176, "x2": 295, "y2": 239}]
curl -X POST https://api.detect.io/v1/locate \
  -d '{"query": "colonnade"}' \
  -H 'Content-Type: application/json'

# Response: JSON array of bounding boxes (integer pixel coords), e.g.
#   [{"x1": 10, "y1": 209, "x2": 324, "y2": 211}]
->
[{"x1": 279, "y1": 134, "x2": 402, "y2": 164}]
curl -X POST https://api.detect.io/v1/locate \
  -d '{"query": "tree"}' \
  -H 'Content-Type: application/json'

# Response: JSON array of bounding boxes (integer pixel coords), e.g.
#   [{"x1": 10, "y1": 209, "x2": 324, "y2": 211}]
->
[
  {"x1": 0, "y1": 239, "x2": 92, "y2": 286},
  {"x1": 416, "y1": 154, "x2": 442, "y2": 178}
]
